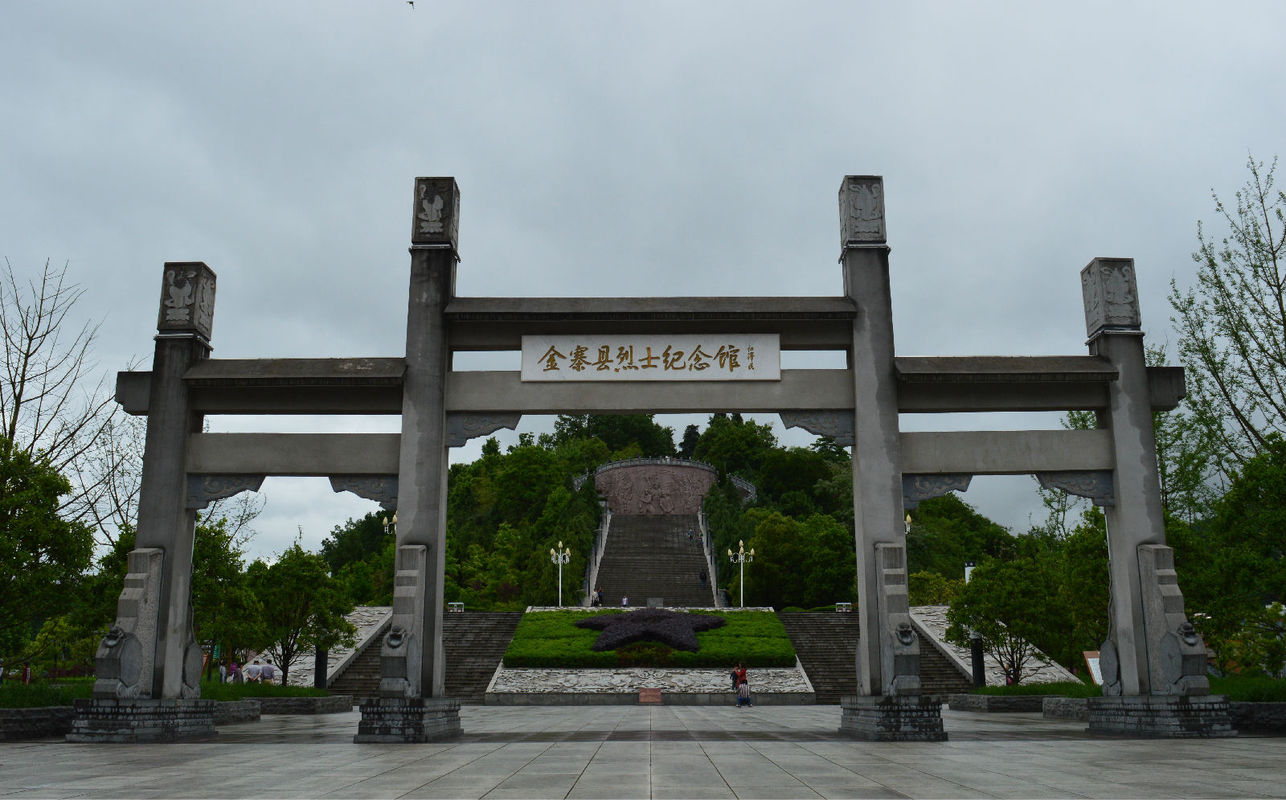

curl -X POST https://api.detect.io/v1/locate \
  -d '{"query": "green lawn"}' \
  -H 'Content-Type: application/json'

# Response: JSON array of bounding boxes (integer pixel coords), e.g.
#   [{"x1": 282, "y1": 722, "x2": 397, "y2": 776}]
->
[{"x1": 502, "y1": 609, "x2": 797, "y2": 668}]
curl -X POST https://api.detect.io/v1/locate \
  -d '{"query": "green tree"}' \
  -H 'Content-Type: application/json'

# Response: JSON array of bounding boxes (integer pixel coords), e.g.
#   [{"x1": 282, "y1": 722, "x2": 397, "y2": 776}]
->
[
  {"x1": 740, "y1": 510, "x2": 855, "y2": 609},
  {"x1": 946, "y1": 556, "x2": 1059, "y2": 684},
  {"x1": 0, "y1": 437, "x2": 94, "y2": 661},
  {"x1": 905, "y1": 494, "x2": 1014, "y2": 579},
  {"x1": 548, "y1": 414, "x2": 676, "y2": 458},
  {"x1": 692, "y1": 413, "x2": 777, "y2": 481},
  {"x1": 1169, "y1": 154, "x2": 1286, "y2": 480},
  {"x1": 247, "y1": 540, "x2": 356, "y2": 684},
  {"x1": 678, "y1": 424, "x2": 701, "y2": 459}
]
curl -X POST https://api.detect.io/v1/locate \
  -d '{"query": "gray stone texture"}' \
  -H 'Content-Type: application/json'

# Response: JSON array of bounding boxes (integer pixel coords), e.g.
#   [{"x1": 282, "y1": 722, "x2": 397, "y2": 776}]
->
[
  {"x1": 379, "y1": 545, "x2": 427, "y2": 698},
  {"x1": 1137, "y1": 543, "x2": 1210, "y2": 696},
  {"x1": 1229, "y1": 701, "x2": 1286, "y2": 733},
  {"x1": 93, "y1": 547, "x2": 162, "y2": 700},
  {"x1": 0, "y1": 706, "x2": 75, "y2": 740},
  {"x1": 66, "y1": 698, "x2": 216, "y2": 743},
  {"x1": 947, "y1": 693, "x2": 1049, "y2": 712},
  {"x1": 1087, "y1": 694, "x2": 1235, "y2": 737},
  {"x1": 838, "y1": 695, "x2": 946, "y2": 741},
  {"x1": 1043, "y1": 696, "x2": 1091, "y2": 721},
  {"x1": 257, "y1": 695, "x2": 354, "y2": 714},
  {"x1": 156, "y1": 262, "x2": 216, "y2": 341},
  {"x1": 594, "y1": 460, "x2": 718, "y2": 515},
  {"x1": 353, "y1": 696, "x2": 461, "y2": 742},
  {"x1": 213, "y1": 699, "x2": 260, "y2": 725}
]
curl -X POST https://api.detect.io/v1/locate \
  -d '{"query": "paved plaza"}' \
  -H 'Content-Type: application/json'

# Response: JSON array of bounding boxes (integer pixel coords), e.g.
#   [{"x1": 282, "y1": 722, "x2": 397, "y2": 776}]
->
[{"x1": 3, "y1": 705, "x2": 1284, "y2": 799}]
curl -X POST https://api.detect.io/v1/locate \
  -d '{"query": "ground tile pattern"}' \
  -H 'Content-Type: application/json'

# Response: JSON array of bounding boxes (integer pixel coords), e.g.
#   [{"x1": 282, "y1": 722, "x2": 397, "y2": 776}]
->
[{"x1": 9, "y1": 706, "x2": 1286, "y2": 799}]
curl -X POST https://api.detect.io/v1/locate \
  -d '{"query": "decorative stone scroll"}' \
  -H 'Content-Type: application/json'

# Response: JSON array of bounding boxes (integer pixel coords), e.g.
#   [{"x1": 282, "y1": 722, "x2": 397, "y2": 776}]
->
[
  {"x1": 839, "y1": 175, "x2": 887, "y2": 245},
  {"x1": 779, "y1": 411, "x2": 854, "y2": 447},
  {"x1": 1036, "y1": 470, "x2": 1115, "y2": 507},
  {"x1": 186, "y1": 474, "x2": 265, "y2": 510},
  {"x1": 1137, "y1": 544, "x2": 1210, "y2": 697},
  {"x1": 156, "y1": 262, "x2": 216, "y2": 341},
  {"x1": 874, "y1": 542, "x2": 920, "y2": 697},
  {"x1": 1081, "y1": 257, "x2": 1141, "y2": 338},
  {"x1": 445, "y1": 413, "x2": 521, "y2": 447},
  {"x1": 329, "y1": 476, "x2": 399, "y2": 511},
  {"x1": 902, "y1": 474, "x2": 972, "y2": 510},
  {"x1": 94, "y1": 548, "x2": 163, "y2": 700}
]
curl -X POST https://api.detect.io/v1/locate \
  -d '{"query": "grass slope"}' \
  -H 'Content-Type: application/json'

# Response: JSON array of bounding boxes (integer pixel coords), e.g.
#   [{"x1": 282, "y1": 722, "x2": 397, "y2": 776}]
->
[{"x1": 502, "y1": 609, "x2": 796, "y2": 668}]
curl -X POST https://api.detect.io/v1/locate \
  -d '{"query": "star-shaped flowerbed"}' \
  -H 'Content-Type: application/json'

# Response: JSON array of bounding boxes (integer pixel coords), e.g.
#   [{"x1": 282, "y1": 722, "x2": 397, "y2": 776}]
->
[{"x1": 574, "y1": 608, "x2": 726, "y2": 652}]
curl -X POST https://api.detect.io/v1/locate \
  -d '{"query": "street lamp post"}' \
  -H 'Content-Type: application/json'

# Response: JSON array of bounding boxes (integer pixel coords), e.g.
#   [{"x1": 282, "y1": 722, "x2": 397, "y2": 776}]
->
[
  {"x1": 549, "y1": 541, "x2": 571, "y2": 607},
  {"x1": 727, "y1": 540, "x2": 755, "y2": 608},
  {"x1": 382, "y1": 513, "x2": 397, "y2": 535},
  {"x1": 964, "y1": 560, "x2": 985, "y2": 687}
]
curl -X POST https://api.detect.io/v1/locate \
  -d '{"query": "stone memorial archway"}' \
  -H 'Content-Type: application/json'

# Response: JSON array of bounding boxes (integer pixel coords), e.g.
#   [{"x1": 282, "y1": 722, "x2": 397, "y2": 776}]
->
[{"x1": 71, "y1": 176, "x2": 1229, "y2": 743}]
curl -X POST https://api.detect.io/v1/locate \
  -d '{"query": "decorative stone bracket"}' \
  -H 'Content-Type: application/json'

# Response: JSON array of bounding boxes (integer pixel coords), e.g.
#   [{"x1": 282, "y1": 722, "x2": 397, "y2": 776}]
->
[
  {"x1": 902, "y1": 474, "x2": 972, "y2": 510},
  {"x1": 1037, "y1": 470, "x2": 1115, "y2": 507},
  {"x1": 330, "y1": 476, "x2": 399, "y2": 511},
  {"x1": 446, "y1": 413, "x2": 521, "y2": 447},
  {"x1": 779, "y1": 411, "x2": 853, "y2": 447},
  {"x1": 186, "y1": 474, "x2": 266, "y2": 510}
]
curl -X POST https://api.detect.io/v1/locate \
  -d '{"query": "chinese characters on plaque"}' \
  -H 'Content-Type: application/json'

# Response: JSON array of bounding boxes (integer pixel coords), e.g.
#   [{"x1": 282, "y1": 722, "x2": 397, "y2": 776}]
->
[{"x1": 520, "y1": 335, "x2": 781, "y2": 382}]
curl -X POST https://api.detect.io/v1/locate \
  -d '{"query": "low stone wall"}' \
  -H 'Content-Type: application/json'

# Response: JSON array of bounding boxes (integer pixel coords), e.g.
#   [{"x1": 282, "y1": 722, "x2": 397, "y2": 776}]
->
[
  {"x1": 0, "y1": 705, "x2": 76, "y2": 740},
  {"x1": 948, "y1": 693, "x2": 1049, "y2": 712},
  {"x1": 1229, "y1": 701, "x2": 1286, "y2": 734},
  {"x1": 1042, "y1": 696, "x2": 1089, "y2": 721},
  {"x1": 486, "y1": 691, "x2": 813, "y2": 706},
  {"x1": 256, "y1": 695, "x2": 353, "y2": 715},
  {"x1": 214, "y1": 699, "x2": 261, "y2": 725},
  {"x1": 66, "y1": 698, "x2": 216, "y2": 743},
  {"x1": 1087, "y1": 695, "x2": 1236, "y2": 737}
]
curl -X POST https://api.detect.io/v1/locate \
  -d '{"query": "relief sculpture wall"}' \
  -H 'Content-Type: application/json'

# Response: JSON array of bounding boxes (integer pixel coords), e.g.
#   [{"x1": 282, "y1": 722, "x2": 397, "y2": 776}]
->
[{"x1": 594, "y1": 460, "x2": 718, "y2": 515}]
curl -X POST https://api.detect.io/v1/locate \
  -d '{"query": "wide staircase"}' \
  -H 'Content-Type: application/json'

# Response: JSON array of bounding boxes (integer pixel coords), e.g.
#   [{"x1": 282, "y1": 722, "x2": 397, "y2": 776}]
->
[
  {"x1": 592, "y1": 514, "x2": 715, "y2": 607},
  {"x1": 328, "y1": 611, "x2": 523, "y2": 703},
  {"x1": 778, "y1": 612, "x2": 972, "y2": 703}
]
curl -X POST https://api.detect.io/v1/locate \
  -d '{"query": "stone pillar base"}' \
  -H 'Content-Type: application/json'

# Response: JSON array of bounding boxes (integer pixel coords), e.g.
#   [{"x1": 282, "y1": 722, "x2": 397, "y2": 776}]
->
[
  {"x1": 354, "y1": 697, "x2": 462, "y2": 743},
  {"x1": 1088, "y1": 695, "x2": 1236, "y2": 737},
  {"x1": 66, "y1": 698, "x2": 216, "y2": 743},
  {"x1": 839, "y1": 695, "x2": 947, "y2": 741}
]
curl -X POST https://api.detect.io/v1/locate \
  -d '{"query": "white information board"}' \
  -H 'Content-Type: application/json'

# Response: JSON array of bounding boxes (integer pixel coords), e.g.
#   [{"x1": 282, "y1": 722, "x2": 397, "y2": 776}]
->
[{"x1": 521, "y1": 334, "x2": 780, "y2": 381}]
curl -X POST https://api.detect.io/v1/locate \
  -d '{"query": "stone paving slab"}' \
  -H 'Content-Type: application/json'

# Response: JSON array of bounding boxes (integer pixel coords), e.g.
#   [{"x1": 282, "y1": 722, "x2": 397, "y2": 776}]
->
[{"x1": 3, "y1": 706, "x2": 1286, "y2": 798}]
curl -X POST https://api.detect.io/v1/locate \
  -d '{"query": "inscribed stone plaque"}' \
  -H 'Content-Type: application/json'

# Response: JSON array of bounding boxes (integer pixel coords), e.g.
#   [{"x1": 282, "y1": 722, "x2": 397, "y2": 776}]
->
[{"x1": 520, "y1": 334, "x2": 780, "y2": 381}]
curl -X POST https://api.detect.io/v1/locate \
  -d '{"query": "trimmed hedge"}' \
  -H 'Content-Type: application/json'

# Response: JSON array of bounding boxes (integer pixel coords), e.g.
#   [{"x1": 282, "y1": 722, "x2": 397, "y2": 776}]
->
[
  {"x1": 0, "y1": 681, "x2": 91, "y2": 709},
  {"x1": 1210, "y1": 676, "x2": 1286, "y2": 702},
  {"x1": 972, "y1": 681, "x2": 1100, "y2": 698},
  {"x1": 199, "y1": 681, "x2": 330, "y2": 701},
  {"x1": 503, "y1": 609, "x2": 796, "y2": 668}
]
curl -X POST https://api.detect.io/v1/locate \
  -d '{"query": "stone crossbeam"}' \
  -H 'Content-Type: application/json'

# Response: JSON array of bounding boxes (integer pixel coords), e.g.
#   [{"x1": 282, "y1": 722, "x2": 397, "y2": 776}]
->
[
  {"x1": 185, "y1": 433, "x2": 400, "y2": 476},
  {"x1": 900, "y1": 429, "x2": 1114, "y2": 475},
  {"x1": 117, "y1": 360, "x2": 1184, "y2": 416}
]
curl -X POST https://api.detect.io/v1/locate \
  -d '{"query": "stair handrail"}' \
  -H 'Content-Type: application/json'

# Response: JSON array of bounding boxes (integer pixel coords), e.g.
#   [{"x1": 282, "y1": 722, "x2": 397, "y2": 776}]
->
[{"x1": 581, "y1": 502, "x2": 612, "y2": 606}]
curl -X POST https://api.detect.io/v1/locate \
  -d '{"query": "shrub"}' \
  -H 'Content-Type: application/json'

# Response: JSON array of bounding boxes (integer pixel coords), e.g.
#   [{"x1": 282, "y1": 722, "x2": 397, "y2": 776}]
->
[
  {"x1": 0, "y1": 680, "x2": 92, "y2": 708},
  {"x1": 971, "y1": 681, "x2": 1099, "y2": 697}
]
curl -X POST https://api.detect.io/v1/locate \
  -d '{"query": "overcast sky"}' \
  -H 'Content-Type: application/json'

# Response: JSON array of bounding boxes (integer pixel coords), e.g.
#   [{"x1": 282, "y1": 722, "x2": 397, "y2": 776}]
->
[{"x1": 4, "y1": 2, "x2": 1283, "y2": 562}]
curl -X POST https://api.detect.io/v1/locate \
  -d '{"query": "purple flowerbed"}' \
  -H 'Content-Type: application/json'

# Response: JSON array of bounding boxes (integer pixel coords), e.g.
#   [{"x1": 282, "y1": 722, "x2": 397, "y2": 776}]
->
[{"x1": 575, "y1": 608, "x2": 726, "y2": 652}]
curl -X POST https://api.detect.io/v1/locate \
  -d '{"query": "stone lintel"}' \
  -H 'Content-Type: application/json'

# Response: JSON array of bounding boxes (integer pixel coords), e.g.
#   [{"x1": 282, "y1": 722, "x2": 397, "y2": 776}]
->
[
  {"x1": 895, "y1": 355, "x2": 1117, "y2": 383},
  {"x1": 186, "y1": 433, "x2": 400, "y2": 476},
  {"x1": 901, "y1": 430, "x2": 1114, "y2": 475},
  {"x1": 184, "y1": 357, "x2": 406, "y2": 386}
]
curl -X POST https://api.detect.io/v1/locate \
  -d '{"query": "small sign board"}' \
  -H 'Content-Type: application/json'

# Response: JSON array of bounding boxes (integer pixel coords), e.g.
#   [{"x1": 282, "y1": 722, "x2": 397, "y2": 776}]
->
[
  {"x1": 638, "y1": 688, "x2": 663, "y2": 704},
  {"x1": 521, "y1": 334, "x2": 780, "y2": 381},
  {"x1": 1083, "y1": 650, "x2": 1102, "y2": 686}
]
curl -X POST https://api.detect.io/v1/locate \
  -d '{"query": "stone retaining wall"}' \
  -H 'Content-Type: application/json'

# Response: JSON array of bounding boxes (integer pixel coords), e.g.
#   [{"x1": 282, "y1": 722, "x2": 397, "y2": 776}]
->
[
  {"x1": 1087, "y1": 695, "x2": 1236, "y2": 737},
  {"x1": 214, "y1": 699, "x2": 261, "y2": 724},
  {"x1": 486, "y1": 691, "x2": 814, "y2": 706},
  {"x1": 66, "y1": 698, "x2": 216, "y2": 743},
  {"x1": 0, "y1": 706, "x2": 75, "y2": 740},
  {"x1": 947, "y1": 693, "x2": 1048, "y2": 712},
  {"x1": 1229, "y1": 701, "x2": 1286, "y2": 733},
  {"x1": 1042, "y1": 696, "x2": 1090, "y2": 721},
  {"x1": 256, "y1": 695, "x2": 353, "y2": 715}
]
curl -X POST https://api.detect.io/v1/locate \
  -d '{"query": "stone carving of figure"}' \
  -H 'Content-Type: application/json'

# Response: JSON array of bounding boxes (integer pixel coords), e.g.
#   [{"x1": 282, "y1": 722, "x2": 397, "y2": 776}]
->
[
  {"x1": 417, "y1": 185, "x2": 445, "y2": 234},
  {"x1": 164, "y1": 268, "x2": 195, "y2": 323}
]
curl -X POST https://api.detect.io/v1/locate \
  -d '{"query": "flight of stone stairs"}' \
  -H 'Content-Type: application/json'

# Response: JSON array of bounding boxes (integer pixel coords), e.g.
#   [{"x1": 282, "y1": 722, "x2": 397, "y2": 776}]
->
[
  {"x1": 592, "y1": 514, "x2": 716, "y2": 607},
  {"x1": 328, "y1": 611, "x2": 523, "y2": 703},
  {"x1": 777, "y1": 611, "x2": 972, "y2": 703}
]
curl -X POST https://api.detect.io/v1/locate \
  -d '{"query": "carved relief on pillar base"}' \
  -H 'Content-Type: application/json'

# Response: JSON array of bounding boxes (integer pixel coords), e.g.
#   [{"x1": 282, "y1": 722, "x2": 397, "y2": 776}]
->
[
  {"x1": 94, "y1": 548, "x2": 164, "y2": 700},
  {"x1": 779, "y1": 411, "x2": 854, "y2": 448},
  {"x1": 1138, "y1": 544, "x2": 1210, "y2": 697},
  {"x1": 186, "y1": 474, "x2": 265, "y2": 511},
  {"x1": 446, "y1": 413, "x2": 521, "y2": 447},
  {"x1": 1037, "y1": 470, "x2": 1115, "y2": 507},
  {"x1": 873, "y1": 542, "x2": 920, "y2": 697},
  {"x1": 330, "y1": 476, "x2": 398, "y2": 511},
  {"x1": 902, "y1": 474, "x2": 972, "y2": 510},
  {"x1": 381, "y1": 545, "x2": 428, "y2": 698}
]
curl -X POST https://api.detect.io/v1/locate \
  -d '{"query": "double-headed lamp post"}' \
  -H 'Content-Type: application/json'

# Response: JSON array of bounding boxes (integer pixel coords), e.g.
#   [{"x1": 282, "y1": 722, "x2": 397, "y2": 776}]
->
[
  {"x1": 382, "y1": 513, "x2": 397, "y2": 535},
  {"x1": 727, "y1": 540, "x2": 755, "y2": 608},
  {"x1": 549, "y1": 541, "x2": 571, "y2": 607}
]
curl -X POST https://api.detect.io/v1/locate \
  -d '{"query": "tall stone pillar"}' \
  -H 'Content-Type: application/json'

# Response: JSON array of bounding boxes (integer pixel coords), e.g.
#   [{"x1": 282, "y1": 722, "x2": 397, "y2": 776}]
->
[
  {"x1": 69, "y1": 263, "x2": 216, "y2": 743},
  {"x1": 356, "y1": 178, "x2": 462, "y2": 742},
  {"x1": 836, "y1": 176, "x2": 943, "y2": 741},
  {"x1": 1082, "y1": 258, "x2": 1232, "y2": 737}
]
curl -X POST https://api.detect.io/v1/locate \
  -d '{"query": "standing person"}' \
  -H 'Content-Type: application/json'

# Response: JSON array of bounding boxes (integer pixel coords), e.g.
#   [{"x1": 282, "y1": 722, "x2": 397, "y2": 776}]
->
[
  {"x1": 737, "y1": 680, "x2": 753, "y2": 708},
  {"x1": 229, "y1": 661, "x2": 242, "y2": 684},
  {"x1": 259, "y1": 661, "x2": 277, "y2": 684},
  {"x1": 699, "y1": 569, "x2": 708, "y2": 589},
  {"x1": 734, "y1": 661, "x2": 747, "y2": 689},
  {"x1": 592, "y1": 587, "x2": 602, "y2": 607},
  {"x1": 245, "y1": 660, "x2": 263, "y2": 683},
  {"x1": 218, "y1": 660, "x2": 227, "y2": 684},
  {"x1": 621, "y1": 595, "x2": 629, "y2": 607}
]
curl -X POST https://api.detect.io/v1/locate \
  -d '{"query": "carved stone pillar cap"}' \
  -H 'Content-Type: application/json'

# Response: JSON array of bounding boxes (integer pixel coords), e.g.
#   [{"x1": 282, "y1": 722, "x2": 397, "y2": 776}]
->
[
  {"x1": 1081, "y1": 257, "x2": 1140, "y2": 339},
  {"x1": 412, "y1": 177, "x2": 460, "y2": 250},
  {"x1": 839, "y1": 175, "x2": 886, "y2": 246},
  {"x1": 157, "y1": 262, "x2": 216, "y2": 341}
]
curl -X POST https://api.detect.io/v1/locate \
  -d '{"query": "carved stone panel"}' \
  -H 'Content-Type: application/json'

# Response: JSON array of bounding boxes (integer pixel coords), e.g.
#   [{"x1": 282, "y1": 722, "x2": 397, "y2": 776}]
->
[
  {"x1": 902, "y1": 474, "x2": 972, "y2": 510},
  {"x1": 838, "y1": 175, "x2": 886, "y2": 245},
  {"x1": 156, "y1": 262, "x2": 217, "y2": 341},
  {"x1": 595, "y1": 462, "x2": 719, "y2": 516},
  {"x1": 411, "y1": 177, "x2": 461, "y2": 250},
  {"x1": 1036, "y1": 470, "x2": 1115, "y2": 507},
  {"x1": 330, "y1": 476, "x2": 398, "y2": 511},
  {"x1": 446, "y1": 413, "x2": 521, "y2": 447},
  {"x1": 779, "y1": 411, "x2": 854, "y2": 447},
  {"x1": 186, "y1": 474, "x2": 265, "y2": 510},
  {"x1": 1080, "y1": 257, "x2": 1140, "y2": 338}
]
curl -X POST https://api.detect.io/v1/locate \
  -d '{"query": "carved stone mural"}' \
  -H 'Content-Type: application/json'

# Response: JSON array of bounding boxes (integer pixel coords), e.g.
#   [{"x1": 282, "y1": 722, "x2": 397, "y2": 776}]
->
[{"x1": 594, "y1": 460, "x2": 719, "y2": 515}]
